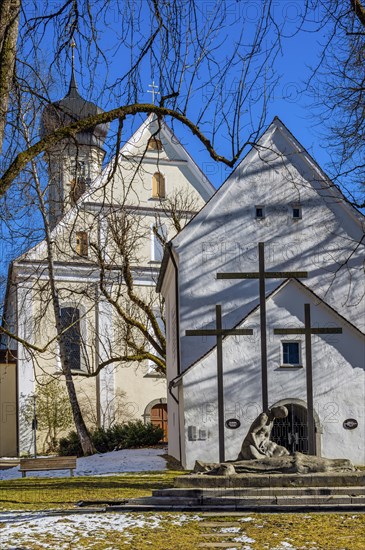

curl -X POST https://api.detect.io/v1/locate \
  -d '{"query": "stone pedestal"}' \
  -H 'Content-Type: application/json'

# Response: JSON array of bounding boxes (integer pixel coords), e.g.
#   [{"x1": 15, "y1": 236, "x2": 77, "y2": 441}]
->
[{"x1": 110, "y1": 471, "x2": 365, "y2": 512}]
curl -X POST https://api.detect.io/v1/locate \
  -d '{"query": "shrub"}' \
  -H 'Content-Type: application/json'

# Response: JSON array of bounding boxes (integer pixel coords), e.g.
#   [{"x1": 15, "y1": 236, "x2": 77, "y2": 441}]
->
[
  {"x1": 113, "y1": 420, "x2": 164, "y2": 449},
  {"x1": 91, "y1": 427, "x2": 111, "y2": 454},
  {"x1": 58, "y1": 430, "x2": 83, "y2": 456},
  {"x1": 58, "y1": 420, "x2": 164, "y2": 456}
]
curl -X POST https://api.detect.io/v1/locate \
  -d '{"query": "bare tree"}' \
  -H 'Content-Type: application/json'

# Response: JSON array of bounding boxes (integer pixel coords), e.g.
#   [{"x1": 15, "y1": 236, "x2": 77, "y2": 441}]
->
[
  {"x1": 308, "y1": 0, "x2": 365, "y2": 207},
  {"x1": 1, "y1": 2, "x2": 363, "y2": 202},
  {"x1": 88, "y1": 195, "x2": 197, "y2": 376},
  {"x1": 0, "y1": 0, "x2": 20, "y2": 153},
  {"x1": 1, "y1": 99, "x2": 203, "y2": 455},
  {"x1": 0, "y1": 1, "x2": 292, "y2": 198},
  {"x1": 0, "y1": 1, "x2": 288, "y2": 457},
  {"x1": 2, "y1": 1, "x2": 364, "y2": 456}
]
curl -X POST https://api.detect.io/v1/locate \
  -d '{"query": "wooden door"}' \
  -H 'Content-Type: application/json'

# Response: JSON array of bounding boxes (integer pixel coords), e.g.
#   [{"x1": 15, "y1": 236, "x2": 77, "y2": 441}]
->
[{"x1": 150, "y1": 403, "x2": 168, "y2": 443}]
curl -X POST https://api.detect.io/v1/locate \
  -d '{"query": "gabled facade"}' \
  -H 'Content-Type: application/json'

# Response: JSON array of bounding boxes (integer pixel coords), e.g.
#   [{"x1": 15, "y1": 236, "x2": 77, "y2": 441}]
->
[
  {"x1": 0, "y1": 78, "x2": 214, "y2": 456},
  {"x1": 158, "y1": 118, "x2": 365, "y2": 469}
]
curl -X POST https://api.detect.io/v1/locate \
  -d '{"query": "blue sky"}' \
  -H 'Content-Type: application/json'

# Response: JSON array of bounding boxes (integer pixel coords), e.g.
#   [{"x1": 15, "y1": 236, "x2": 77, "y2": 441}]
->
[
  {"x1": 0, "y1": 1, "x2": 361, "y2": 290},
  {"x1": 35, "y1": 1, "x2": 335, "y2": 189}
]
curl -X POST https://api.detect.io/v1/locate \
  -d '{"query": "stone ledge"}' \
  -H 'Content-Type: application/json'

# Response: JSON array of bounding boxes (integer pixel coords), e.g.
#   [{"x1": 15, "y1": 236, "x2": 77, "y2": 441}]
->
[{"x1": 174, "y1": 471, "x2": 365, "y2": 488}]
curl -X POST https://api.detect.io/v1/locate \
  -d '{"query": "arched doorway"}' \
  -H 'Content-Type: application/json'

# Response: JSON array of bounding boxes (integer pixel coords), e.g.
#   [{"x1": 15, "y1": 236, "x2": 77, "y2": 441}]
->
[
  {"x1": 271, "y1": 401, "x2": 320, "y2": 455},
  {"x1": 143, "y1": 398, "x2": 168, "y2": 443}
]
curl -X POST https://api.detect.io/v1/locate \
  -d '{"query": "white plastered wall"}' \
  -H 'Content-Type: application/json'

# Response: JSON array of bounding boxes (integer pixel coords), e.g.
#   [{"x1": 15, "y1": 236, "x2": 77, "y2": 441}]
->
[
  {"x1": 173, "y1": 123, "x2": 364, "y2": 374},
  {"x1": 17, "y1": 282, "x2": 35, "y2": 454},
  {"x1": 181, "y1": 281, "x2": 365, "y2": 469},
  {"x1": 162, "y1": 257, "x2": 181, "y2": 462}
]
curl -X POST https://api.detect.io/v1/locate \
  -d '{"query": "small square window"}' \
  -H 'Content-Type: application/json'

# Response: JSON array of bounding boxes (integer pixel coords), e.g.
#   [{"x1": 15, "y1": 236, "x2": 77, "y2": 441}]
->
[
  {"x1": 282, "y1": 341, "x2": 301, "y2": 366},
  {"x1": 255, "y1": 206, "x2": 265, "y2": 219},
  {"x1": 292, "y1": 206, "x2": 302, "y2": 219}
]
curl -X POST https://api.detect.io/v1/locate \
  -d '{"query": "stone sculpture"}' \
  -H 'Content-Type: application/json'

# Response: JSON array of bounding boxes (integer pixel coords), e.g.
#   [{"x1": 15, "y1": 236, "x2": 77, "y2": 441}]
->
[
  {"x1": 194, "y1": 452, "x2": 355, "y2": 475},
  {"x1": 237, "y1": 406, "x2": 290, "y2": 460},
  {"x1": 193, "y1": 407, "x2": 356, "y2": 475}
]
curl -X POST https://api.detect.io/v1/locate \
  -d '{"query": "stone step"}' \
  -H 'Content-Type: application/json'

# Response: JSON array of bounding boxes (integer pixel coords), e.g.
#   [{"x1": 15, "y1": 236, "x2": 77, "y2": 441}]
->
[
  {"x1": 174, "y1": 471, "x2": 365, "y2": 489},
  {"x1": 125, "y1": 494, "x2": 365, "y2": 507},
  {"x1": 105, "y1": 471, "x2": 365, "y2": 512},
  {"x1": 153, "y1": 486, "x2": 364, "y2": 498},
  {"x1": 109, "y1": 501, "x2": 365, "y2": 513}
]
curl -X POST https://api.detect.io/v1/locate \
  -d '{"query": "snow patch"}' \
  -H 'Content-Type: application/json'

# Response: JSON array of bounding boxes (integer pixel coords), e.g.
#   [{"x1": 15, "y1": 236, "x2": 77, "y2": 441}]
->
[
  {"x1": 270, "y1": 543, "x2": 297, "y2": 550},
  {"x1": 233, "y1": 534, "x2": 256, "y2": 543},
  {"x1": 0, "y1": 447, "x2": 167, "y2": 480},
  {"x1": 0, "y1": 511, "x2": 162, "y2": 549}
]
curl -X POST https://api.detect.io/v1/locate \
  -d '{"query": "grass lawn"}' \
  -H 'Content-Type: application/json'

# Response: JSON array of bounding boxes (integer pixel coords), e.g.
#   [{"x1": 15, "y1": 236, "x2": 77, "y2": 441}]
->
[
  {"x1": 0, "y1": 472, "x2": 364, "y2": 549},
  {"x1": 0, "y1": 470, "x2": 183, "y2": 510}
]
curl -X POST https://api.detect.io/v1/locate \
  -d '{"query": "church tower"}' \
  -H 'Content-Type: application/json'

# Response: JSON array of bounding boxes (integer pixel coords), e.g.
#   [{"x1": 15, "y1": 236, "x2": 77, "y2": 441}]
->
[{"x1": 41, "y1": 58, "x2": 109, "y2": 229}]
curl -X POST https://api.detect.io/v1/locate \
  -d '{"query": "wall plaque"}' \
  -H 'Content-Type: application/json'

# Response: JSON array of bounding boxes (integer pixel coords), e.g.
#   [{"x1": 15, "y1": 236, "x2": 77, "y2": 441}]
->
[
  {"x1": 225, "y1": 418, "x2": 241, "y2": 430},
  {"x1": 343, "y1": 418, "x2": 358, "y2": 430}
]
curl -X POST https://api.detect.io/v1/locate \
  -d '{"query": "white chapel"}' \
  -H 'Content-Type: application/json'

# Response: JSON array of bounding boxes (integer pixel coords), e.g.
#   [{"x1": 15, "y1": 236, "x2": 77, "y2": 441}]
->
[{"x1": 158, "y1": 118, "x2": 365, "y2": 469}]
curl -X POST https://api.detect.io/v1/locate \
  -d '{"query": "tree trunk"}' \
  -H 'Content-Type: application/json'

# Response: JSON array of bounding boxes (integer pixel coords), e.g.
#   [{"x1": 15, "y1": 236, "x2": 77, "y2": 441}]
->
[
  {"x1": 27, "y1": 147, "x2": 95, "y2": 457},
  {"x1": 58, "y1": 335, "x2": 95, "y2": 456},
  {"x1": 0, "y1": 0, "x2": 20, "y2": 153}
]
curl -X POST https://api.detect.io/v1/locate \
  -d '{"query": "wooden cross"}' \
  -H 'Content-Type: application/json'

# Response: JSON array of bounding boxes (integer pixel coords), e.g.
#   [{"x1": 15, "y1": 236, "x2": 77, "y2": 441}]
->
[
  {"x1": 186, "y1": 304, "x2": 253, "y2": 463},
  {"x1": 274, "y1": 303, "x2": 342, "y2": 455},
  {"x1": 217, "y1": 242, "x2": 308, "y2": 411},
  {"x1": 147, "y1": 80, "x2": 160, "y2": 104}
]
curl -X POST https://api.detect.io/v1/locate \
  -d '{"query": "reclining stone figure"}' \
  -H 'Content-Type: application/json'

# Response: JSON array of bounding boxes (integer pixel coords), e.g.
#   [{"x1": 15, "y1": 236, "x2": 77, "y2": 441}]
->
[{"x1": 194, "y1": 406, "x2": 355, "y2": 475}]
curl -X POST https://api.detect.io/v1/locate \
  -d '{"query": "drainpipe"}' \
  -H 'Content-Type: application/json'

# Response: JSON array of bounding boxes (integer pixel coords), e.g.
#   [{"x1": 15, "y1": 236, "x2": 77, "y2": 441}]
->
[
  {"x1": 167, "y1": 244, "x2": 180, "y2": 376},
  {"x1": 95, "y1": 283, "x2": 101, "y2": 428},
  {"x1": 167, "y1": 244, "x2": 182, "y2": 465}
]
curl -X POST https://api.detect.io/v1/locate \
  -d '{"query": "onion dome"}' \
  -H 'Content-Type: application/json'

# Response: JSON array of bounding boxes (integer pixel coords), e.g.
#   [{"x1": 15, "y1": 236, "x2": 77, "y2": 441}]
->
[{"x1": 41, "y1": 67, "x2": 109, "y2": 149}]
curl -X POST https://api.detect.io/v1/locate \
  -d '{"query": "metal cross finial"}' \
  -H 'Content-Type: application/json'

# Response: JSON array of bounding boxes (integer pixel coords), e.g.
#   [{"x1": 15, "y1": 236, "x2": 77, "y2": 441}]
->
[
  {"x1": 71, "y1": 40, "x2": 76, "y2": 67},
  {"x1": 147, "y1": 80, "x2": 160, "y2": 104}
]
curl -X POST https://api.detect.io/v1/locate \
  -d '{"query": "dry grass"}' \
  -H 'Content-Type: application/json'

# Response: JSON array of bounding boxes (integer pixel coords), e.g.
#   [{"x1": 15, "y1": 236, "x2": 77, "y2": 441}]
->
[
  {"x1": 0, "y1": 473, "x2": 364, "y2": 549},
  {"x1": 0, "y1": 511, "x2": 364, "y2": 549},
  {"x1": 0, "y1": 471, "x2": 184, "y2": 511}
]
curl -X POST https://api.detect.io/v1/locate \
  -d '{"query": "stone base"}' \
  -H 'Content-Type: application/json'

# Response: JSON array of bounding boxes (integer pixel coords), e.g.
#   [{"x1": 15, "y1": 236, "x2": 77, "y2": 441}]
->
[
  {"x1": 175, "y1": 471, "x2": 365, "y2": 489},
  {"x1": 109, "y1": 471, "x2": 365, "y2": 512}
]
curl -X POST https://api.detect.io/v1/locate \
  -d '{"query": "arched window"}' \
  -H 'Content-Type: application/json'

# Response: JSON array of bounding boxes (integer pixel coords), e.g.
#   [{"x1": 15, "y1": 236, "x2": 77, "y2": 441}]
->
[
  {"x1": 147, "y1": 137, "x2": 163, "y2": 151},
  {"x1": 70, "y1": 160, "x2": 88, "y2": 204},
  {"x1": 70, "y1": 177, "x2": 86, "y2": 204},
  {"x1": 60, "y1": 307, "x2": 81, "y2": 370},
  {"x1": 152, "y1": 172, "x2": 165, "y2": 199},
  {"x1": 151, "y1": 223, "x2": 167, "y2": 262}
]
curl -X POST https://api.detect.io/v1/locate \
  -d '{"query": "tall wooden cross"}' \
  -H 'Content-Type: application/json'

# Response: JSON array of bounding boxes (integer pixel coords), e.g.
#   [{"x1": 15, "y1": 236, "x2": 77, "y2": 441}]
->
[
  {"x1": 186, "y1": 304, "x2": 253, "y2": 463},
  {"x1": 217, "y1": 242, "x2": 308, "y2": 411},
  {"x1": 274, "y1": 303, "x2": 342, "y2": 454}
]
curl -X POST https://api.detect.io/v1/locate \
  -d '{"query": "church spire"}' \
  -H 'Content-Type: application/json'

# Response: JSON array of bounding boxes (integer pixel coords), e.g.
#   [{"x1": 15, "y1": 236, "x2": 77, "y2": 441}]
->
[{"x1": 67, "y1": 40, "x2": 79, "y2": 98}]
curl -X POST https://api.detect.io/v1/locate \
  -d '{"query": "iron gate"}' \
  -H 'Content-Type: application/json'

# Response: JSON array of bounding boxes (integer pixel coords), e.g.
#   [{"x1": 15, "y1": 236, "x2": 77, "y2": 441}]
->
[{"x1": 271, "y1": 403, "x2": 313, "y2": 454}]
